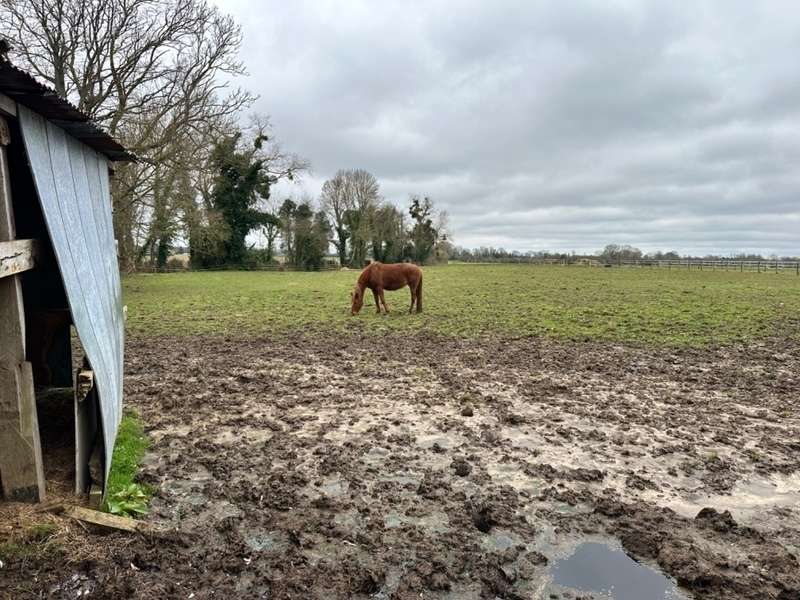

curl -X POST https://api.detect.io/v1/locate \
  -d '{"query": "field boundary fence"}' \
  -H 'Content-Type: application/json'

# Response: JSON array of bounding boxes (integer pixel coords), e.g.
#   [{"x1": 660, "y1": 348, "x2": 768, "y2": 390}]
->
[
  {"x1": 133, "y1": 258, "x2": 800, "y2": 275},
  {"x1": 130, "y1": 262, "x2": 343, "y2": 274},
  {"x1": 452, "y1": 257, "x2": 800, "y2": 274}
]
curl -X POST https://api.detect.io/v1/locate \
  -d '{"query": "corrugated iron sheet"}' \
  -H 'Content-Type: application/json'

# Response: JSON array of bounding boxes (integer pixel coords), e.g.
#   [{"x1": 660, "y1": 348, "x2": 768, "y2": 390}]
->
[
  {"x1": 19, "y1": 105, "x2": 125, "y2": 484},
  {"x1": 0, "y1": 60, "x2": 135, "y2": 162}
]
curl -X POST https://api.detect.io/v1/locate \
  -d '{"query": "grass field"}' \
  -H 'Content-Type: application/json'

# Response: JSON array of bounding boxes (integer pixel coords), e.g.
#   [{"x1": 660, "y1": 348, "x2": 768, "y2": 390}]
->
[{"x1": 123, "y1": 264, "x2": 800, "y2": 345}]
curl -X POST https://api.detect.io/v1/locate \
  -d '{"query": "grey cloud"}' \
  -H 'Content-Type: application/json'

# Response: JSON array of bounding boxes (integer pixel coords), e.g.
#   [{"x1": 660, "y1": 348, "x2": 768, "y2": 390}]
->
[{"x1": 216, "y1": 0, "x2": 800, "y2": 255}]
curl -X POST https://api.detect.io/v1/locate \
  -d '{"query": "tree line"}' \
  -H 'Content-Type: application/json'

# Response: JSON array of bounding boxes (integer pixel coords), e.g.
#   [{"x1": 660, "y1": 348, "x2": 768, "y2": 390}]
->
[
  {"x1": 319, "y1": 169, "x2": 449, "y2": 269},
  {"x1": 451, "y1": 244, "x2": 799, "y2": 263},
  {"x1": 1, "y1": 0, "x2": 304, "y2": 271},
  {"x1": 191, "y1": 144, "x2": 450, "y2": 270},
  {"x1": 1, "y1": 0, "x2": 450, "y2": 272}
]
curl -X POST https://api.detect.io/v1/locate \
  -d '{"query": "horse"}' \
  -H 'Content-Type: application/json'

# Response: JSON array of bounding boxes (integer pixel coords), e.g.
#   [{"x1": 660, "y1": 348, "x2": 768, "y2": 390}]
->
[{"x1": 351, "y1": 262, "x2": 423, "y2": 315}]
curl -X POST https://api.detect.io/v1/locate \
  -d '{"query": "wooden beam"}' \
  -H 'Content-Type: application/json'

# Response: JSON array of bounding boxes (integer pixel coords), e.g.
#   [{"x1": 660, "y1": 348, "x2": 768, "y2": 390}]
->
[
  {"x1": 75, "y1": 372, "x2": 96, "y2": 496},
  {"x1": 0, "y1": 239, "x2": 39, "y2": 278},
  {"x1": 0, "y1": 362, "x2": 45, "y2": 501},
  {"x1": 0, "y1": 93, "x2": 16, "y2": 118},
  {"x1": 65, "y1": 506, "x2": 166, "y2": 535},
  {"x1": 66, "y1": 505, "x2": 140, "y2": 533},
  {"x1": 0, "y1": 113, "x2": 45, "y2": 502}
]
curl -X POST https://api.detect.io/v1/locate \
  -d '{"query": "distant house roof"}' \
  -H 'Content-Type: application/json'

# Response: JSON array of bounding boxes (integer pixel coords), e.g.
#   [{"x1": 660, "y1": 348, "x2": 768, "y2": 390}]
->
[{"x1": 0, "y1": 59, "x2": 135, "y2": 162}]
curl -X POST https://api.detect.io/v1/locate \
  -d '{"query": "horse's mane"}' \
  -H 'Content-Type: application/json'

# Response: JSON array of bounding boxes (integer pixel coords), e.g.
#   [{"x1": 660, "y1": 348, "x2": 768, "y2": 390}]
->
[{"x1": 357, "y1": 262, "x2": 380, "y2": 286}]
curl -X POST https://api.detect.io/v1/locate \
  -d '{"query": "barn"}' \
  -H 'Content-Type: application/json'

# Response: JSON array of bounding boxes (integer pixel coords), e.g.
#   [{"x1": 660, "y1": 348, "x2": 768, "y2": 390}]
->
[{"x1": 0, "y1": 55, "x2": 133, "y2": 504}]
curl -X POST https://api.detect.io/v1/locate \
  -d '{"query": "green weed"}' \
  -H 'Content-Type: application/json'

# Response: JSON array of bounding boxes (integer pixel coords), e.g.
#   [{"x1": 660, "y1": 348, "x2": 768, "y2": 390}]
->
[{"x1": 103, "y1": 411, "x2": 151, "y2": 517}]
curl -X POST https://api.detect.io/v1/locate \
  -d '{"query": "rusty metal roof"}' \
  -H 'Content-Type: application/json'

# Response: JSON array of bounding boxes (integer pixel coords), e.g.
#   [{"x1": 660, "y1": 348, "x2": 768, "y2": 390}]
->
[{"x1": 0, "y1": 59, "x2": 135, "y2": 161}]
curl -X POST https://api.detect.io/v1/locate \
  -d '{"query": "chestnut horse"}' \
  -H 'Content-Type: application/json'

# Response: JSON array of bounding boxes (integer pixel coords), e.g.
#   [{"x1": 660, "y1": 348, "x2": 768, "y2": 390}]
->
[{"x1": 351, "y1": 262, "x2": 423, "y2": 315}]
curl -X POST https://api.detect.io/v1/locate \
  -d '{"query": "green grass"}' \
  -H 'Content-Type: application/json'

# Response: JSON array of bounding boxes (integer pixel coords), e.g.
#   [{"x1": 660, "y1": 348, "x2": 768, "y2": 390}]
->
[
  {"x1": 104, "y1": 411, "x2": 150, "y2": 515},
  {"x1": 0, "y1": 523, "x2": 60, "y2": 562},
  {"x1": 122, "y1": 264, "x2": 800, "y2": 346}
]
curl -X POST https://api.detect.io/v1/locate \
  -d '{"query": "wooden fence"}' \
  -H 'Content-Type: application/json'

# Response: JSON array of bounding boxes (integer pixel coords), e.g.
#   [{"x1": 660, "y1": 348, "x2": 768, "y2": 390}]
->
[
  {"x1": 132, "y1": 262, "x2": 343, "y2": 274},
  {"x1": 611, "y1": 259, "x2": 799, "y2": 274},
  {"x1": 452, "y1": 257, "x2": 800, "y2": 274}
]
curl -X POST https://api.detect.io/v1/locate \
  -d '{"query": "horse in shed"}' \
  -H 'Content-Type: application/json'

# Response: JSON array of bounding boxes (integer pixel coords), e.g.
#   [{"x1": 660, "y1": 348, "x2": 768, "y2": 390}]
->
[{"x1": 351, "y1": 262, "x2": 423, "y2": 315}]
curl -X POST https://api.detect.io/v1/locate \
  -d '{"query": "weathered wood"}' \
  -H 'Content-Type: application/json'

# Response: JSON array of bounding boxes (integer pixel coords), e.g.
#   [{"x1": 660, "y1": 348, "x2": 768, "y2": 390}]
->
[
  {"x1": 65, "y1": 506, "x2": 165, "y2": 535},
  {"x1": 76, "y1": 369, "x2": 94, "y2": 403},
  {"x1": 0, "y1": 116, "x2": 9, "y2": 146},
  {"x1": 0, "y1": 239, "x2": 38, "y2": 278},
  {"x1": 0, "y1": 113, "x2": 45, "y2": 502},
  {"x1": 65, "y1": 505, "x2": 140, "y2": 533},
  {"x1": 0, "y1": 93, "x2": 16, "y2": 118},
  {"x1": 0, "y1": 362, "x2": 45, "y2": 501},
  {"x1": 75, "y1": 377, "x2": 97, "y2": 496}
]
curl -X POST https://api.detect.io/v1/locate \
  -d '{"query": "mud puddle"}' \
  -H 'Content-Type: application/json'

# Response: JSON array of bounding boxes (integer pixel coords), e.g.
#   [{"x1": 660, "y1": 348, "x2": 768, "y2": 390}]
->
[
  {"x1": 550, "y1": 541, "x2": 689, "y2": 600},
  {"x1": 666, "y1": 472, "x2": 800, "y2": 525}
]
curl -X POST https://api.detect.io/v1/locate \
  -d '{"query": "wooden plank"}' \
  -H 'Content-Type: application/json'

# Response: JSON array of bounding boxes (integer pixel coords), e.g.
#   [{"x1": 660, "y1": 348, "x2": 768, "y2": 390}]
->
[
  {"x1": 64, "y1": 505, "x2": 165, "y2": 535},
  {"x1": 75, "y1": 376, "x2": 96, "y2": 496},
  {"x1": 0, "y1": 427, "x2": 41, "y2": 501},
  {"x1": 0, "y1": 113, "x2": 45, "y2": 503},
  {"x1": 0, "y1": 239, "x2": 38, "y2": 278},
  {"x1": 65, "y1": 505, "x2": 139, "y2": 533},
  {"x1": 0, "y1": 362, "x2": 45, "y2": 501},
  {"x1": 0, "y1": 93, "x2": 16, "y2": 118}
]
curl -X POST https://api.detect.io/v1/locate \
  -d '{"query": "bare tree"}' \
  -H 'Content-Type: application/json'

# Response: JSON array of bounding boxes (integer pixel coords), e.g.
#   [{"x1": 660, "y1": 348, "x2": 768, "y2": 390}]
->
[
  {"x1": 343, "y1": 169, "x2": 380, "y2": 267},
  {"x1": 319, "y1": 171, "x2": 352, "y2": 266},
  {"x1": 318, "y1": 169, "x2": 380, "y2": 267},
  {"x1": 1, "y1": 0, "x2": 255, "y2": 268}
]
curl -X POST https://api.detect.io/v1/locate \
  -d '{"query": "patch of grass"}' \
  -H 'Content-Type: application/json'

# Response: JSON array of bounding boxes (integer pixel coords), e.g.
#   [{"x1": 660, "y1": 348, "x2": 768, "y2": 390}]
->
[
  {"x1": 103, "y1": 410, "x2": 151, "y2": 517},
  {"x1": 744, "y1": 448, "x2": 762, "y2": 462},
  {"x1": 0, "y1": 541, "x2": 26, "y2": 560},
  {"x1": 24, "y1": 523, "x2": 57, "y2": 543},
  {"x1": 0, "y1": 524, "x2": 61, "y2": 563},
  {"x1": 122, "y1": 264, "x2": 800, "y2": 346}
]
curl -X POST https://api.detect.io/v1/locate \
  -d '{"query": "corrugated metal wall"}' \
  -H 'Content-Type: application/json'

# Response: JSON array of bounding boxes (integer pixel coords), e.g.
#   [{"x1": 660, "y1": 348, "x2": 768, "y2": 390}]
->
[{"x1": 18, "y1": 105, "x2": 124, "y2": 482}]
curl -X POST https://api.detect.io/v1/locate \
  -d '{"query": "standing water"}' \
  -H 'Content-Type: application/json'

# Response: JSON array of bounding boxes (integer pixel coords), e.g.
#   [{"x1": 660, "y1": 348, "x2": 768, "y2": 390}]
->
[{"x1": 550, "y1": 542, "x2": 687, "y2": 600}]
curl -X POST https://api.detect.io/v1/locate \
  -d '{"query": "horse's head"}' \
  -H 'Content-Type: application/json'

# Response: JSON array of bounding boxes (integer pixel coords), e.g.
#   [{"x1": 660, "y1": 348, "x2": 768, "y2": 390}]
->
[{"x1": 350, "y1": 286, "x2": 364, "y2": 315}]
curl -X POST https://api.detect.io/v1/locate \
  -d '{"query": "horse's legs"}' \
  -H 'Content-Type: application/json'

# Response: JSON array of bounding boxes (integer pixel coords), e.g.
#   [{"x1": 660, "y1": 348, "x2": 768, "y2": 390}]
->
[
  {"x1": 379, "y1": 289, "x2": 389, "y2": 313},
  {"x1": 372, "y1": 289, "x2": 382, "y2": 313},
  {"x1": 408, "y1": 283, "x2": 416, "y2": 314}
]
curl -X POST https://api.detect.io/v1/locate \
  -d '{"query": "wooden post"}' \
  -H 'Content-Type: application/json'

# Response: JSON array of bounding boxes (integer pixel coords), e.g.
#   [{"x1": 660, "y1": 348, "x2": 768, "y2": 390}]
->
[{"x1": 0, "y1": 114, "x2": 46, "y2": 502}]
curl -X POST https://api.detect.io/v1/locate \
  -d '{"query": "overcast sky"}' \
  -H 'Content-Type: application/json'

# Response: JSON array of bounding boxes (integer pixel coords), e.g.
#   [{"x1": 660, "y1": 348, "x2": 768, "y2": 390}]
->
[{"x1": 213, "y1": 0, "x2": 800, "y2": 256}]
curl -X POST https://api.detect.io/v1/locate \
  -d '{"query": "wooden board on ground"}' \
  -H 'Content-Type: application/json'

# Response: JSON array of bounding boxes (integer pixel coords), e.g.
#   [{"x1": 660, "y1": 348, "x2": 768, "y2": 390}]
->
[{"x1": 65, "y1": 505, "x2": 163, "y2": 535}]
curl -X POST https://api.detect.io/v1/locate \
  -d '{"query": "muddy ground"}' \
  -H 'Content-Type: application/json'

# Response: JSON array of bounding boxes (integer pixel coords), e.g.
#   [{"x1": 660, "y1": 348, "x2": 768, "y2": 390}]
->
[{"x1": 2, "y1": 331, "x2": 800, "y2": 599}]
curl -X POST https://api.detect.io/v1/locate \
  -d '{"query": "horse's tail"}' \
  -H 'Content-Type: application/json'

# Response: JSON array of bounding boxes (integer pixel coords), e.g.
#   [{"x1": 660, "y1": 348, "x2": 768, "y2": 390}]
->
[{"x1": 416, "y1": 273, "x2": 423, "y2": 313}]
